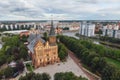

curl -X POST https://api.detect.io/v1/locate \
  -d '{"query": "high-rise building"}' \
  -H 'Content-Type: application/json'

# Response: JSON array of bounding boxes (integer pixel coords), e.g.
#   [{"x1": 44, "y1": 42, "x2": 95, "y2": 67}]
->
[
  {"x1": 102, "y1": 23, "x2": 120, "y2": 39},
  {"x1": 79, "y1": 21, "x2": 95, "y2": 37},
  {"x1": 102, "y1": 29, "x2": 120, "y2": 39}
]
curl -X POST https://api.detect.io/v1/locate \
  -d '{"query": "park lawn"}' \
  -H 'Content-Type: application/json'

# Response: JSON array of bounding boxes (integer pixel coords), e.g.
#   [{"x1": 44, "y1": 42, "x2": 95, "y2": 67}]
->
[
  {"x1": 26, "y1": 63, "x2": 33, "y2": 72},
  {"x1": 105, "y1": 57, "x2": 120, "y2": 69}
]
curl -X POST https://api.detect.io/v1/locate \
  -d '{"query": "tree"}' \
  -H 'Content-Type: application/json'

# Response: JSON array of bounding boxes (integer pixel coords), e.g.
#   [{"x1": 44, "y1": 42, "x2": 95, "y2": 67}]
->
[
  {"x1": 20, "y1": 35, "x2": 28, "y2": 42},
  {"x1": 19, "y1": 43, "x2": 28, "y2": 60},
  {"x1": 101, "y1": 63, "x2": 116, "y2": 80},
  {"x1": 91, "y1": 57, "x2": 100, "y2": 72},
  {"x1": 19, "y1": 48, "x2": 28, "y2": 60},
  {"x1": 32, "y1": 73, "x2": 43, "y2": 80},
  {"x1": 111, "y1": 69, "x2": 120, "y2": 80},
  {"x1": 16, "y1": 61, "x2": 24, "y2": 72},
  {"x1": 58, "y1": 50, "x2": 66, "y2": 60},
  {"x1": 4, "y1": 67, "x2": 14, "y2": 78},
  {"x1": 0, "y1": 54, "x2": 7, "y2": 66},
  {"x1": 0, "y1": 69, "x2": 4, "y2": 79},
  {"x1": 0, "y1": 67, "x2": 14, "y2": 79},
  {"x1": 6, "y1": 55, "x2": 14, "y2": 63},
  {"x1": 42, "y1": 73, "x2": 51, "y2": 80},
  {"x1": 58, "y1": 43, "x2": 68, "y2": 61},
  {"x1": 43, "y1": 32, "x2": 48, "y2": 41},
  {"x1": 19, "y1": 72, "x2": 51, "y2": 80},
  {"x1": 58, "y1": 35, "x2": 120, "y2": 80},
  {"x1": 54, "y1": 72, "x2": 88, "y2": 80}
]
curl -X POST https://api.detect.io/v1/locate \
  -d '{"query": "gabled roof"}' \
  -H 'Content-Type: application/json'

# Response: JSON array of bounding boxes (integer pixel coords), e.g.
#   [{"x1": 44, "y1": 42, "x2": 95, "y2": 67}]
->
[
  {"x1": 28, "y1": 33, "x2": 37, "y2": 43},
  {"x1": 27, "y1": 34, "x2": 45, "y2": 53}
]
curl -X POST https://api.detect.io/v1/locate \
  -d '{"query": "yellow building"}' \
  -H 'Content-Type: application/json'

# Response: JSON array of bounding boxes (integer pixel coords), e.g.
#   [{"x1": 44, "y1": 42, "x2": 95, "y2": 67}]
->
[{"x1": 27, "y1": 20, "x2": 59, "y2": 68}]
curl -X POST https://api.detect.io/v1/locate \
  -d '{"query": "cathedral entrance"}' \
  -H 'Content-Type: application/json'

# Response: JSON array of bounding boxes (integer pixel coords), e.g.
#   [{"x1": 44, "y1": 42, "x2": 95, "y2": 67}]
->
[
  {"x1": 47, "y1": 61, "x2": 50, "y2": 64},
  {"x1": 47, "y1": 58, "x2": 50, "y2": 64}
]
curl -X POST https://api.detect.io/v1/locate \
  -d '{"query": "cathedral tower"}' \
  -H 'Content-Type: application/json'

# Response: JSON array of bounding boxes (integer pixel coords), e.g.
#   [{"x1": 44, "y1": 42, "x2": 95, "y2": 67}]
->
[{"x1": 49, "y1": 20, "x2": 56, "y2": 45}]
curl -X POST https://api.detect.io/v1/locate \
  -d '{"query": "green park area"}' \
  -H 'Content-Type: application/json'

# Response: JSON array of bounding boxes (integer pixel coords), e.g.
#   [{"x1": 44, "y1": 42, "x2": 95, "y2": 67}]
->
[
  {"x1": 0, "y1": 35, "x2": 29, "y2": 79},
  {"x1": 26, "y1": 63, "x2": 34, "y2": 72},
  {"x1": 58, "y1": 35, "x2": 120, "y2": 80},
  {"x1": 105, "y1": 57, "x2": 120, "y2": 69}
]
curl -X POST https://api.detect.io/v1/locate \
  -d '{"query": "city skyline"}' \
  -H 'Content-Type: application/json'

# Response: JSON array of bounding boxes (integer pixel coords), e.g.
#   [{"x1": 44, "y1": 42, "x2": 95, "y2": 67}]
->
[{"x1": 0, "y1": 0, "x2": 120, "y2": 20}]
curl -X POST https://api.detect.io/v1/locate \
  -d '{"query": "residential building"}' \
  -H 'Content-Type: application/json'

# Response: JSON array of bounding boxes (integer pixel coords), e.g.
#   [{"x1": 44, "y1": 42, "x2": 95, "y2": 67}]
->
[
  {"x1": 103, "y1": 29, "x2": 120, "y2": 39},
  {"x1": 58, "y1": 21, "x2": 80, "y2": 31},
  {"x1": 102, "y1": 23, "x2": 120, "y2": 39},
  {"x1": 79, "y1": 21, "x2": 95, "y2": 37},
  {"x1": 115, "y1": 30, "x2": 120, "y2": 39}
]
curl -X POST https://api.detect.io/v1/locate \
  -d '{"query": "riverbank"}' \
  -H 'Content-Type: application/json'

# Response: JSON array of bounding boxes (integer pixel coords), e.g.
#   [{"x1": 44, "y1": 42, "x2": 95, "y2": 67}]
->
[
  {"x1": 99, "y1": 41, "x2": 120, "y2": 49},
  {"x1": 76, "y1": 34, "x2": 120, "y2": 49}
]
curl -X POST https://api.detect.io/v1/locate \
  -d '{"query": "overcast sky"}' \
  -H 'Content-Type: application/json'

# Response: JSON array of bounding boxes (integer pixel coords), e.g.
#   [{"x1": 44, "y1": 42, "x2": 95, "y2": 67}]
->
[{"x1": 0, "y1": 0, "x2": 120, "y2": 20}]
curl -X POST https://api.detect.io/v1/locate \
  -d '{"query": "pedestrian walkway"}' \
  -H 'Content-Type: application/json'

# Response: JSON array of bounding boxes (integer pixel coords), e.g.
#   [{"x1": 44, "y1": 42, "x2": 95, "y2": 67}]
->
[
  {"x1": 68, "y1": 50, "x2": 101, "y2": 80},
  {"x1": 34, "y1": 55, "x2": 89, "y2": 80}
]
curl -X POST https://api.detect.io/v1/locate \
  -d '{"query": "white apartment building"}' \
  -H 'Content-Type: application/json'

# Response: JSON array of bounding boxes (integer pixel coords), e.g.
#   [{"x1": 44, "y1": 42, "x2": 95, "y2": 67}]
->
[
  {"x1": 5, "y1": 25, "x2": 9, "y2": 30},
  {"x1": 102, "y1": 23, "x2": 120, "y2": 39},
  {"x1": 115, "y1": 30, "x2": 120, "y2": 39},
  {"x1": 79, "y1": 22, "x2": 95, "y2": 37},
  {"x1": 0, "y1": 24, "x2": 4, "y2": 28},
  {"x1": 102, "y1": 29, "x2": 120, "y2": 39}
]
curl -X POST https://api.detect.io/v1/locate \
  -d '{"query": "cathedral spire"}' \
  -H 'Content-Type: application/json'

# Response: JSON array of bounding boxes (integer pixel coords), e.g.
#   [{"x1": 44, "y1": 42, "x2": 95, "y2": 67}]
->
[{"x1": 49, "y1": 15, "x2": 55, "y2": 36}]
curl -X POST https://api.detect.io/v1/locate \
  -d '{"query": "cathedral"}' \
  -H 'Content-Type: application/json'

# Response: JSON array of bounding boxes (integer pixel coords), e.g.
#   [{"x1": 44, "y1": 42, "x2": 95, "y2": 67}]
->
[{"x1": 27, "y1": 20, "x2": 60, "y2": 68}]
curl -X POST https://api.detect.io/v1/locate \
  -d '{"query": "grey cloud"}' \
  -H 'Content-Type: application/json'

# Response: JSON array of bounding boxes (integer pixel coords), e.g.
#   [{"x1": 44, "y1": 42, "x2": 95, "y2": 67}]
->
[
  {"x1": 76, "y1": 0, "x2": 98, "y2": 4},
  {"x1": 0, "y1": 0, "x2": 120, "y2": 20}
]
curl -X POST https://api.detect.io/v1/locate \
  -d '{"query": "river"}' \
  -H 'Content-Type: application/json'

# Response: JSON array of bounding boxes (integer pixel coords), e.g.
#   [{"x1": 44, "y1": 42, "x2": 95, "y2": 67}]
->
[{"x1": 62, "y1": 31, "x2": 100, "y2": 45}]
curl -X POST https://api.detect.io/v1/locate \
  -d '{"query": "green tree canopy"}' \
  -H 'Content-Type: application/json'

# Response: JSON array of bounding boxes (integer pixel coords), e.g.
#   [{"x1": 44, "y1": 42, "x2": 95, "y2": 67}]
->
[{"x1": 54, "y1": 72, "x2": 88, "y2": 80}]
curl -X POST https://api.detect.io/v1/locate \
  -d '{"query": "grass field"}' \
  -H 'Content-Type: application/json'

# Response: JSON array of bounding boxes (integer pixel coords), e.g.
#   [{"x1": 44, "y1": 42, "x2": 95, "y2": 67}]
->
[
  {"x1": 105, "y1": 57, "x2": 120, "y2": 69},
  {"x1": 26, "y1": 63, "x2": 33, "y2": 72}
]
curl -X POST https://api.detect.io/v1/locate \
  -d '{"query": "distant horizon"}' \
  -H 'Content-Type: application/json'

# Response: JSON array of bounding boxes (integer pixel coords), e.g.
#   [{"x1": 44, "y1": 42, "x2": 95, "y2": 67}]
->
[{"x1": 0, "y1": 19, "x2": 120, "y2": 22}]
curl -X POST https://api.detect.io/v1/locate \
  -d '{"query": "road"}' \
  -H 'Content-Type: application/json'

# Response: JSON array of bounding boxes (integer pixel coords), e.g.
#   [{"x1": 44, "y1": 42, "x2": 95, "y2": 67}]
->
[{"x1": 62, "y1": 31, "x2": 79, "y2": 39}]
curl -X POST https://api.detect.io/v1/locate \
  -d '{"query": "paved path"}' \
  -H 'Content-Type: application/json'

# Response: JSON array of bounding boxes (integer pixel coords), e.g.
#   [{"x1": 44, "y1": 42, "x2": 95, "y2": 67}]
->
[
  {"x1": 34, "y1": 55, "x2": 89, "y2": 80},
  {"x1": 24, "y1": 61, "x2": 32, "y2": 64},
  {"x1": 68, "y1": 50, "x2": 101, "y2": 80},
  {"x1": 63, "y1": 31, "x2": 79, "y2": 39},
  {"x1": 15, "y1": 50, "x2": 100, "y2": 80}
]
